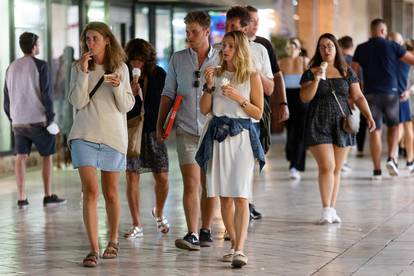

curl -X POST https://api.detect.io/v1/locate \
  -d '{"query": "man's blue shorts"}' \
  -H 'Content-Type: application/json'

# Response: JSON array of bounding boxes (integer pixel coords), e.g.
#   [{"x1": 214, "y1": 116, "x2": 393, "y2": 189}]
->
[{"x1": 12, "y1": 123, "x2": 56, "y2": 156}]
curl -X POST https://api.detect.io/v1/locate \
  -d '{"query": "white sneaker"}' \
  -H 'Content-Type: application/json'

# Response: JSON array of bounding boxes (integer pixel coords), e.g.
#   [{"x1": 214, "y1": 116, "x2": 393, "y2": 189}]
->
[
  {"x1": 386, "y1": 158, "x2": 399, "y2": 176},
  {"x1": 221, "y1": 248, "x2": 234, "y2": 262},
  {"x1": 330, "y1": 208, "x2": 342, "y2": 223},
  {"x1": 341, "y1": 163, "x2": 352, "y2": 174},
  {"x1": 290, "y1": 168, "x2": 301, "y2": 180},
  {"x1": 124, "y1": 226, "x2": 144, "y2": 239},
  {"x1": 407, "y1": 161, "x2": 414, "y2": 173},
  {"x1": 319, "y1": 207, "x2": 332, "y2": 224}
]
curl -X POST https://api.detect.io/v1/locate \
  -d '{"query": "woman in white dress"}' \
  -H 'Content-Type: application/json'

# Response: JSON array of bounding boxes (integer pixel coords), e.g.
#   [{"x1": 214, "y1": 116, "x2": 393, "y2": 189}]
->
[{"x1": 196, "y1": 31, "x2": 264, "y2": 268}]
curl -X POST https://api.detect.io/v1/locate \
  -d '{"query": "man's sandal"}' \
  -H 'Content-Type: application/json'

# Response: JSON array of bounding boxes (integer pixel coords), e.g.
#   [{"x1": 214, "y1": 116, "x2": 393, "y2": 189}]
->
[
  {"x1": 102, "y1": 241, "x2": 119, "y2": 259},
  {"x1": 83, "y1": 251, "x2": 99, "y2": 267}
]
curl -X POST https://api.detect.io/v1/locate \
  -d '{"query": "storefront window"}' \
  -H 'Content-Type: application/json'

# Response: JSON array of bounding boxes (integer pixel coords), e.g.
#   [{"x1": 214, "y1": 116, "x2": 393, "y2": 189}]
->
[
  {"x1": 172, "y1": 9, "x2": 186, "y2": 53},
  {"x1": 156, "y1": 7, "x2": 171, "y2": 70},
  {"x1": 109, "y1": 6, "x2": 132, "y2": 47},
  {"x1": 87, "y1": 0, "x2": 106, "y2": 22},
  {"x1": 0, "y1": 0, "x2": 11, "y2": 152},
  {"x1": 14, "y1": 0, "x2": 47, "y2": 60},
  {"x1": 135, "y1": 5, "x2": 149, "y2": 41},
  {"x1": 51, "y1": 0, "x2": 79, "y2": 138}
]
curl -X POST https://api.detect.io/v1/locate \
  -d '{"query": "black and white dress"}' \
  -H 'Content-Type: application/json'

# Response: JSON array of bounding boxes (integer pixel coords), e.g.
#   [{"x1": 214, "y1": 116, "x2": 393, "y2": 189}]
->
[{"x1": 300, "y1": 68, "x2": 359, "y2": 148}]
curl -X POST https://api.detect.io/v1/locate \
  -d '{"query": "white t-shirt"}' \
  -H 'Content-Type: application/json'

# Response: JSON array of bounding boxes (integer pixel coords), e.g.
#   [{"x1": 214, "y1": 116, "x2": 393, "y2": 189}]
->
[{"x1": 250, "y1": 41, "x2": 274, "y2": 79}]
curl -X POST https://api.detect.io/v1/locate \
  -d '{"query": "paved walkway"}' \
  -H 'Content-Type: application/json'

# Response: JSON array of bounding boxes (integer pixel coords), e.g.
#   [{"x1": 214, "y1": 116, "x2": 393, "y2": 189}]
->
[{"x1": 1, "y1": 136, "x2": 414, "y2": 275}]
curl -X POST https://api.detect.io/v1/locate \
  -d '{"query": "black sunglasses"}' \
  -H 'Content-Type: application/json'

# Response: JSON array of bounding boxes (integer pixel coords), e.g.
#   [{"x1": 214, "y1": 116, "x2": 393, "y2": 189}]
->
[{"x1": 194, "y1": 70, "x2": 201, "y2": 88}]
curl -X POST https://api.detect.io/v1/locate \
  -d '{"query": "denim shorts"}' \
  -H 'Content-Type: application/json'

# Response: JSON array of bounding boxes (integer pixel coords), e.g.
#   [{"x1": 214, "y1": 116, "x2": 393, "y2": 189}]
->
[
  {"x1": 12, "y1": 123, "x2": 56, "y2": 156},
  {"x1": 70, "y1": 139, "x2": 126, "y2": 171}
]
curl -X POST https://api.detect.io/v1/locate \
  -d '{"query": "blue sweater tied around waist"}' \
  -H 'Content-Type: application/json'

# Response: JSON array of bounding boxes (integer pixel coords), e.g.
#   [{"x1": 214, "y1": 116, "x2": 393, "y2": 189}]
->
[{"x1": 195, "y1": 115, "x2": 266, "y2": 173}]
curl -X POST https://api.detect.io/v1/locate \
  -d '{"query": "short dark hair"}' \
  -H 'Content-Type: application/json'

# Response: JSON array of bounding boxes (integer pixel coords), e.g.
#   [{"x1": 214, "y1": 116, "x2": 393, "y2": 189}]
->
[
  {"x1": 19, "y1": 32, "x2": 38, "y2": 54},
  {"x1": 245, "y1": 5, "x2": 258, "y2": 13},
  {"x1": 371, "y1": 18, "x2": 386, "y2": 30},
  {"x1": 184, "y1": 11, "x2": 211, "y2": 29},
  {"x1": 226, "y1": 6, "x2": 251, "y2": 28},
  {"x1": 338, "y1": 36, "x2": 353, "y2": 50}
]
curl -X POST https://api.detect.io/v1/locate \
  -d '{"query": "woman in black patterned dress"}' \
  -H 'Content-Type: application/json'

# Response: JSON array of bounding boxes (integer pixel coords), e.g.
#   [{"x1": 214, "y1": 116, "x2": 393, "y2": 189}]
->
[
  {"x1": 300, "y1": 33, "x2": 375, "y2": 224},
  {"x1": 124, "y1": 39, "x2": 170, "y2": 239}
]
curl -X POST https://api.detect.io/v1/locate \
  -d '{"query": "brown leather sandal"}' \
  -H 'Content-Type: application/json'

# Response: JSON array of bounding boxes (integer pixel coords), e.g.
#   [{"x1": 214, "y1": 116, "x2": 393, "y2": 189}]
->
[
  {"x1": 83, "y1": 251, "x2": 99, "y2": 267},
  {"x1": 102, "y1": 241, "x2": 119, "y2": 259}
]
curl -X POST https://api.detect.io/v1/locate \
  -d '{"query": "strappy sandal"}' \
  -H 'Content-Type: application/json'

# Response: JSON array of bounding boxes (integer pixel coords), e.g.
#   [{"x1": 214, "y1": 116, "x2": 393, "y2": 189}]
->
[
  {"x1": 83, "y1": 251, "x2": 99, "y2": 267},
  {"x1": 152, "y1": 208, "x2": 170, "y2": 234},
  {"x1": 102, "y1": 241, "x2": 119, "y2": 259}
]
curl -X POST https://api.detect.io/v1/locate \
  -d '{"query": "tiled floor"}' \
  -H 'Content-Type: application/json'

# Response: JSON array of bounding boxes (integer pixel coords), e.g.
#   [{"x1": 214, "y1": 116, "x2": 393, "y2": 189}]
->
[{"x1": 1, "y1": 136, "x2": 414, "y2": 275}]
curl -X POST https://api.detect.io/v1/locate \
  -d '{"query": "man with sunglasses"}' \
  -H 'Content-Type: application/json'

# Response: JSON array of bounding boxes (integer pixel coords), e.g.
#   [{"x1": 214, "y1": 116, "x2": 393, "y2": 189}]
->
[
  {"x1": 4, "y1": 32, "x2": 66, "y2": 208},
  {"x1": 157, "y1": 11, "x2": 219, "y2": 250}
]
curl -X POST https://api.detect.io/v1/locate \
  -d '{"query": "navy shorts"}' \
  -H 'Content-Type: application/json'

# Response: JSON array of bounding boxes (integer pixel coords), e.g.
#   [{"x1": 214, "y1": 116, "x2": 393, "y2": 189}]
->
[
  {"x1": 399, "y1": 100, "x2": 411, "y2": 123},
  {"x1": 12, "y1": 123, "x2": 56, "y2": 156},
  {"x1": 365, "y1": 93, "x2": 400, "y2": 128}
]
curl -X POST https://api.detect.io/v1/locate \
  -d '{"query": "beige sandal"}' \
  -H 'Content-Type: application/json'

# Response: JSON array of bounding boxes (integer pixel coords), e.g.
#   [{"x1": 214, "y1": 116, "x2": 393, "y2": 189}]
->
[
  {"x1": 102, "y1": 241, "x2": 119, "y2": 259},
  {"x1": 83, "y1": 251, "x2": 99, "y2": 267}
]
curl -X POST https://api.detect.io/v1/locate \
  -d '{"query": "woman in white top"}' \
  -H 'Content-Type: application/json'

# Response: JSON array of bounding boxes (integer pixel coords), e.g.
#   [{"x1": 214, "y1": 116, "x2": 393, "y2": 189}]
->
[
  {"x1": 68, "y1": 22, "x2": 135, "y2": 267},
  {"x1": 197, "y1": 31, "x2": 264, "y2": 268}
]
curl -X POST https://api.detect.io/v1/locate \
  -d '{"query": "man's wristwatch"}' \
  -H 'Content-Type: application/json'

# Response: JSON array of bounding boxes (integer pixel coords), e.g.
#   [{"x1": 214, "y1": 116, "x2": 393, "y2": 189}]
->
[{"x1": 202, "y1": 83, "x2": 215, "y2": 94}]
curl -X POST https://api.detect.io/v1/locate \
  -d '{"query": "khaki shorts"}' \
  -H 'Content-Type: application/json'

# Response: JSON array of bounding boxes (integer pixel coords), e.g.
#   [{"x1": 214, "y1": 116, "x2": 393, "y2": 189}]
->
[{"x1": 176, "y1": 127, "x2": 200, "y2": 166}]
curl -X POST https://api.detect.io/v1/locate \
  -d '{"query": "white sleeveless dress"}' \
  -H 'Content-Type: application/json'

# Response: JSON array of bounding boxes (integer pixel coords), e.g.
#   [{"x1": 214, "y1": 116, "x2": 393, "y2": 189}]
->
[{"x1": 206, "y1": 71, "x2": 255, "y2": 199}]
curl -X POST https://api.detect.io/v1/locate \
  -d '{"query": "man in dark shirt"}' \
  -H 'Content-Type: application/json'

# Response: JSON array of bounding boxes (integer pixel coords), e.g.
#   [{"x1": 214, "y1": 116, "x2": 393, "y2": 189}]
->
[
  {"x1": 338, "y1": 36, "x2": 367, "y2": 160},
  {"x1": 245, "y1": 6, "x2": 288, "y2": 220},
  {"x1": 246, "y1": 6, "x2": 289, "y2": 124},
  {"x1": 352, "y1": 19, "x2": 414, "y2": 179},
  {"x1": 388, "y1": 32, "x2": 414, "y2": 172}
]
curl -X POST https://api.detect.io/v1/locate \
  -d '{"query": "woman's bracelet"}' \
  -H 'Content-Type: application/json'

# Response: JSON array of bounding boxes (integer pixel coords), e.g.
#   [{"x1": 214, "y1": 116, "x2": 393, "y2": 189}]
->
[{"x1": 240, "y1": 99, "x2": 249, "y2": 108}]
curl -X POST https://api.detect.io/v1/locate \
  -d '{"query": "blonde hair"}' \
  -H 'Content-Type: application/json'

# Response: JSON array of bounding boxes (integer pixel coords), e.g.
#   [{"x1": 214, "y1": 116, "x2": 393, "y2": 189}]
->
[
  {"x1": 79, "y1": 21, "x2": 127, "y2": 72},
  {"x1": 217, "y1": 31, "x2": 253, "y2": 84}
]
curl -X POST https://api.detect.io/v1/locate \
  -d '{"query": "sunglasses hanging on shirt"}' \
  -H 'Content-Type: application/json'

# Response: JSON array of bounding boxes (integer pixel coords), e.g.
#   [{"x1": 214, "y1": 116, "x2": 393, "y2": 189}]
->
[{"x1": 194, "y1": 70, "x2": 201, "y2": 88}]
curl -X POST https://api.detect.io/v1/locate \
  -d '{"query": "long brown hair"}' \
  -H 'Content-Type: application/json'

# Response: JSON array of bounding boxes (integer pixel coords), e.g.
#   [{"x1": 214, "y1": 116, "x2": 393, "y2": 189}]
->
[
  {"x1": 125, "y1": 38, "x2": 156, "y2": 76},
  {"x1": 79, "y1": 21, "x2": 126, "y2": 72},
  {"x1": 309, "y1": 33, "x2": 348, "y2": 77}
]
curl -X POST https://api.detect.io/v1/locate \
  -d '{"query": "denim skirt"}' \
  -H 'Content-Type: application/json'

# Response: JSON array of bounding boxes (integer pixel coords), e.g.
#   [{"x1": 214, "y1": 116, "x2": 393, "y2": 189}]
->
[{"x1": 71, "y1": 139, "x2": 126, "y2": 171}]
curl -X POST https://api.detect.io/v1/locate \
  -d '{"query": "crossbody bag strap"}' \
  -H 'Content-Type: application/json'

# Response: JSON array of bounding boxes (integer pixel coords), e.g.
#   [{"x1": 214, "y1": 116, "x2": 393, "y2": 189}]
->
[
  {"x1": 89, "y1": 71, "x2": 111, "y2": 99},
  {"x1": 328, "y1": 80, "x2": 347, "y2": 117}
]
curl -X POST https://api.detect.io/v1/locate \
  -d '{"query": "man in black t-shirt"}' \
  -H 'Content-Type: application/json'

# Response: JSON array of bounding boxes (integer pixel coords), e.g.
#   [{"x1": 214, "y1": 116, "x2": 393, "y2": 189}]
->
[
  {"x1": 246, "y1": 6, "x2": 289, "y2": 125},
  {"x1": 245, "y1": 6, "x2": 288, "y2": 220}
]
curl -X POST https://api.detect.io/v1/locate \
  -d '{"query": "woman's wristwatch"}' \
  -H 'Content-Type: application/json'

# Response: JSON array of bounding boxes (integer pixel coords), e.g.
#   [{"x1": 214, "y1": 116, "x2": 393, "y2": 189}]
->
[{"x1": 202, "y1": 83, "x2": 215, "y2": 94}]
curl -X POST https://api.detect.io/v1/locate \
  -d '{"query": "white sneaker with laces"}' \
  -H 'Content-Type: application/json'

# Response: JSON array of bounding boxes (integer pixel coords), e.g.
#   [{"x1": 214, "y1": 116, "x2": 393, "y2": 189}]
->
[
  {"x1": 290, "y1": 167, "x2": 301, "y2": 180},
  {"x1": 330, "y1": 208, "x2": 342, "y2": 223},
  {"x1": 386, "y1": 158, "x2": 399, "y2": 176},
  {"x1": 124, "y1": 226, "x2": 143, "y2": 239},
  {"x1": 319, "y1": 207, "x2": 332, "y2": 224}
]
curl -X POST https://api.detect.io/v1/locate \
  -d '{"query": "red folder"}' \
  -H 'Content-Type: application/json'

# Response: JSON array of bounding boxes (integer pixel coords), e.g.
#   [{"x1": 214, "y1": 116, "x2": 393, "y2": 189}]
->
[{"x1": 162, "y1": 95, "x2": 183, "y2": 139}]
